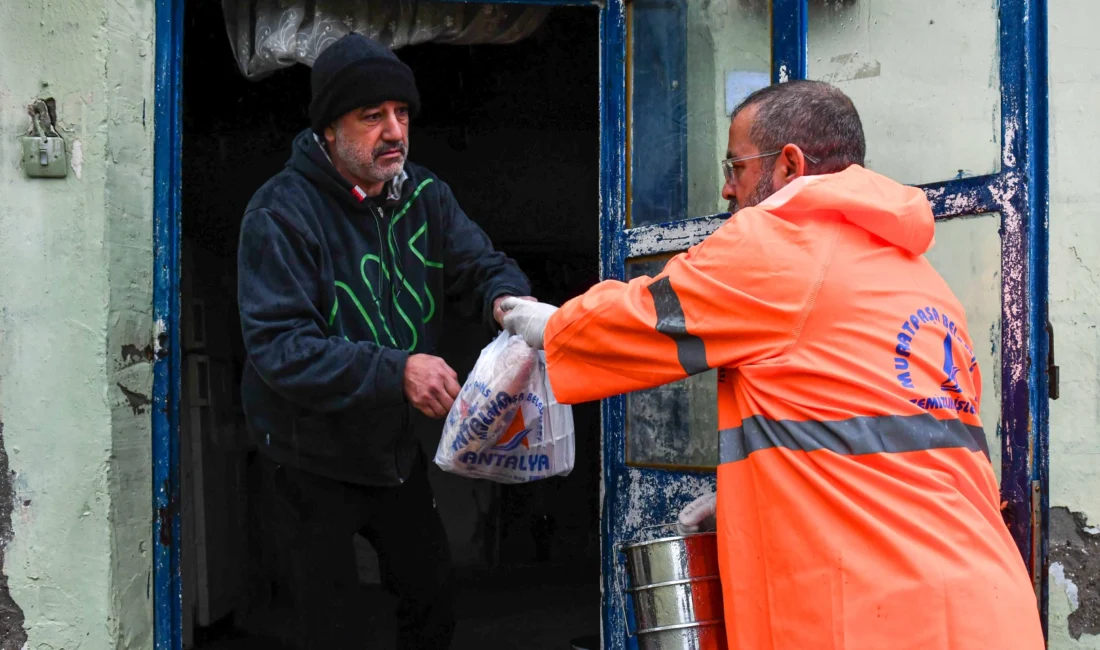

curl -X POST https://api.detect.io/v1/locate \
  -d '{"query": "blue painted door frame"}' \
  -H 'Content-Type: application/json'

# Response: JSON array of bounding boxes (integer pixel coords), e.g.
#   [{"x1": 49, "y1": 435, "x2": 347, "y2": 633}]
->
[
  {"x1": 152, "y1": 0, "x2": 1050, "y2": 648},
  {"x1": 153, "y1": 0, "x2": 183, "y2": 648}
]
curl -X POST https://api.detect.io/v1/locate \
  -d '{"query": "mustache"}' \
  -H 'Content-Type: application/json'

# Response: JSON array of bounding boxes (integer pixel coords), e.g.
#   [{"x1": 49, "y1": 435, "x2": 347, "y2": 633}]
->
[{"x1": 373, "y1": 142, "x2": 407, "y2": 158}]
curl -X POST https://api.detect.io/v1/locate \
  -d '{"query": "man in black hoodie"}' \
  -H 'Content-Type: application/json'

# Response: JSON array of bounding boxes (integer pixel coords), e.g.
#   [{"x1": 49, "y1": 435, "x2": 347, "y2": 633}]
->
[{"x1": 237, "y1": 34, "x2": 532, "y2": 649}]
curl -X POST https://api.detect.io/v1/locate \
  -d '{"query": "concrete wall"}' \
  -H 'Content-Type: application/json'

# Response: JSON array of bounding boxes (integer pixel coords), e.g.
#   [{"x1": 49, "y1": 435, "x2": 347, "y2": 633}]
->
[
  {"x1": 1047, "y1": 2, "x2": 1100, "y2": 647},
  {"x1": 0, "y1": 0, "x2": 155, "y2": 649}
]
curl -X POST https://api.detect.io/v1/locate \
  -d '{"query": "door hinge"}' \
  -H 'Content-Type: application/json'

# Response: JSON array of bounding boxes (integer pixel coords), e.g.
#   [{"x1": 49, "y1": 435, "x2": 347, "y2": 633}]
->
[{"x1": 1046, "y1": 319, "x2": 1059, "y2": 400}]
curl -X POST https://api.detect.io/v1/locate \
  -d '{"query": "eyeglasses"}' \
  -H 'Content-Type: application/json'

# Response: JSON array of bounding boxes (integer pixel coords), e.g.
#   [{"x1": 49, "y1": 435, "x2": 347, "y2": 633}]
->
[{"x1": 721, "y1": 150, "x2": 820, "y2": 183}]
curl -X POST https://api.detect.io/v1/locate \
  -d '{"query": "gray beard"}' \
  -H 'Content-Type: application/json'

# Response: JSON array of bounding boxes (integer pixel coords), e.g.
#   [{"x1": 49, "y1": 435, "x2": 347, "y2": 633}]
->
[
  {"x1": 333, "y1": 127, "x2": 406, "y2": 187},
  {"x1": 728, "y1": 167, "x2": 778, "y2": 214}
]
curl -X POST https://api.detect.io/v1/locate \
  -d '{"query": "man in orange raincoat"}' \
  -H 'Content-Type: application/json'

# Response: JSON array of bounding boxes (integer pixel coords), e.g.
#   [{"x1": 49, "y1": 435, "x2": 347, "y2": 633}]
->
[{"x1": 502, "y1": 80, "x2": 1044, "y2": 649}]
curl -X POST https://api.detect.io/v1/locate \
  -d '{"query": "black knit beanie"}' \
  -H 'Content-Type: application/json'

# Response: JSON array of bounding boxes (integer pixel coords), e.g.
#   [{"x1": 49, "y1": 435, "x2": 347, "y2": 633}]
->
[{"x1": 309, "y1": 34, "x2": 421, "y2": 135}]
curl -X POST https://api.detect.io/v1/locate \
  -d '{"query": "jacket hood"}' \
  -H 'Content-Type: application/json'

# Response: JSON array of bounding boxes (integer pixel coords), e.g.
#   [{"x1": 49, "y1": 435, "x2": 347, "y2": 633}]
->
[
  {"x1": 757, "y1": 165, "x2": 935, "y2": 255},
  {"x1": 288, "y1": 129, "x2": 364, "y2": 209}
]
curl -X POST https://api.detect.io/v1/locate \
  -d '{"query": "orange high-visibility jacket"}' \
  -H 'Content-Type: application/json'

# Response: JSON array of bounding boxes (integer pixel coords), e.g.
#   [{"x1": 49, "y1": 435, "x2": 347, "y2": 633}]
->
[{"x1": 544, "y1": 166, "x2": 1044, "y2": 649}]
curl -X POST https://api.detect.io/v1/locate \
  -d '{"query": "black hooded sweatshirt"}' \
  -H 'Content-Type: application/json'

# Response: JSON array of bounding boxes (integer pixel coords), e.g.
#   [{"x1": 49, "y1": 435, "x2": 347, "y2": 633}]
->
[{"x1": 238, "y1": 130, "x2": 531, "y2": 485}]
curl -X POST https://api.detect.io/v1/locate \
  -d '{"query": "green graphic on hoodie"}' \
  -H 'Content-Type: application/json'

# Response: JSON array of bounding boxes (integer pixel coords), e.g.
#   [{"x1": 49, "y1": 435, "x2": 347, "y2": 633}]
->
[{"x1": 328, "y1": 179, "x2": 440, "y2": 351}]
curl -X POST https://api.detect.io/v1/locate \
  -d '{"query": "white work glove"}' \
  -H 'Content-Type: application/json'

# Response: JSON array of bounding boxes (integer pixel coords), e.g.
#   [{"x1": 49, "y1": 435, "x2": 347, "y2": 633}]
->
[
  {"x1": 501, "y1": 298, "x2": 558, "y2": 350},
  {"x1": 677, "y1": 492, "x2": 717, "y2": 534}
]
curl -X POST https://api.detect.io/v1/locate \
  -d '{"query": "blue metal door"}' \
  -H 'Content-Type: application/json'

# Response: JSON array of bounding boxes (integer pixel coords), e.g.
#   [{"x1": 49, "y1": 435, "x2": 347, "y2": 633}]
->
[{"x1": 596, "y1": 0, "x2": 1051, "y2": 647}]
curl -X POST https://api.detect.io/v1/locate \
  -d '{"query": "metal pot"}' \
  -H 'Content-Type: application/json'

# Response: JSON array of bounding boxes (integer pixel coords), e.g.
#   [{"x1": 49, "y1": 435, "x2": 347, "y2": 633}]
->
[
  {"x1": 634, "y1": 621, "x2": 727, "y2": 650},
  {"x1": 622, "y1": 532, "x2": 721, "y2": 586},
  {"x1": 618, "y1": 529, "x2": 727, "y2": 650},
  {"x1": 630, "y1": 576, "x2": 724, "y2": 631}
]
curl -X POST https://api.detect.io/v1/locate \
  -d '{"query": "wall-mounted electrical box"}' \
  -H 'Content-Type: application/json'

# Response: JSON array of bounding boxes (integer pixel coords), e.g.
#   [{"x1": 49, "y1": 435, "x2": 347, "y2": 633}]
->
[
  {"x1": 22, "y1": 99, "x2": 68, "y2": 179},
  {"x1": 22, "y1": 135, "x2": 67, "y2": 178}
]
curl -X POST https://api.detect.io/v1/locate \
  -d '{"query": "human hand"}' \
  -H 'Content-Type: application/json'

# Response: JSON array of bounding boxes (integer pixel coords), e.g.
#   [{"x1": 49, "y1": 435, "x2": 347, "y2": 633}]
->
[
  {"x1": 403, "y1": 354, "x2": 462, "y2": 419},
  {"x1": 676, "y1": 492, "x2": 716, "y2": 534},
  {"x1": 494, "y1": 295, "x2": 536, "y2": 328},
  {"x1": 501, "y1": 298, "x2": 559, "y2": 350}
]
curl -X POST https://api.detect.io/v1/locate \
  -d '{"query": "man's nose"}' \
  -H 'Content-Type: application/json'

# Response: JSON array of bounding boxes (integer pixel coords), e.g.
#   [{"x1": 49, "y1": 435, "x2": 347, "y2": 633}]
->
[
  {"x1": 721, "y1": 181, "x2": 735, "y2": 201},
  {"x1": 382, "y1": 111, "x2": 403, "y2": 139}
]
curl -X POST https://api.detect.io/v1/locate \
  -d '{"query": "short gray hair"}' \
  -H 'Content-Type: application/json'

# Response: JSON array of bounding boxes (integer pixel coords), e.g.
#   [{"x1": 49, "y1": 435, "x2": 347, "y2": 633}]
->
[{"x1": 732, "y1": 80, "x2": 865, "y2": 175}]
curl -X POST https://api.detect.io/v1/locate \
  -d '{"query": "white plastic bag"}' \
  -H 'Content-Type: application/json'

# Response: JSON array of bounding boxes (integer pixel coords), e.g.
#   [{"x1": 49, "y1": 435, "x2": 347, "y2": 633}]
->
[{"x1": 434, "y1": 332, "x2": 575, "y2": 484}]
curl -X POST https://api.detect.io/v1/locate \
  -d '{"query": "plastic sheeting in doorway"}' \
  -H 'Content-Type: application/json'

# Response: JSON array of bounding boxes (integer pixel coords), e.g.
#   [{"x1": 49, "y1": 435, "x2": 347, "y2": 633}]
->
[{"x1": 222, "y1": 0, "x2": 551, "y2": 80}]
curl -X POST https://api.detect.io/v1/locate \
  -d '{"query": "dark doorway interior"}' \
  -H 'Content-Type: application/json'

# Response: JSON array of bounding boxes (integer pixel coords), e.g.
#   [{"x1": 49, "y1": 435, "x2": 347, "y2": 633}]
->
[{"x1": 179, "y1": 4, "x2": 601, "y2": 649}]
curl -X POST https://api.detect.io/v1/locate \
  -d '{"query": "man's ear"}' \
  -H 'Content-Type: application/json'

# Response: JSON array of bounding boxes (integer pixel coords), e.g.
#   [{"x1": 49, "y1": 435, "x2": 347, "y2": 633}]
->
[
  {"x1": 323, "y1": 124, "x2": 337, "y2": 147},
  {"x1": 778, "y1": 143, "x2": 807, "y2": 182}
]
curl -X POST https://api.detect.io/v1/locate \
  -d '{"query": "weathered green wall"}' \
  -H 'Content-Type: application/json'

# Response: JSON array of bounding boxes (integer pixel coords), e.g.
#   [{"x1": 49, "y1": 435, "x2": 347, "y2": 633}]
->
[
  {"x1": 1048, "y1": 1, "x2": 1100, "y2": 647},
  {"x1": 0, "y1": 0, "x2": 155, "y2": 648}
]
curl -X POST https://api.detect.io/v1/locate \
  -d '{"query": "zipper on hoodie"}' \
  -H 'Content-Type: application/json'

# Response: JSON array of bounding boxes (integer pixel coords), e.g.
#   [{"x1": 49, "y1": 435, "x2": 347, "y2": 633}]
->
[{"x1": 369, "y1": 204, "x2": 402, "y2": 349}]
